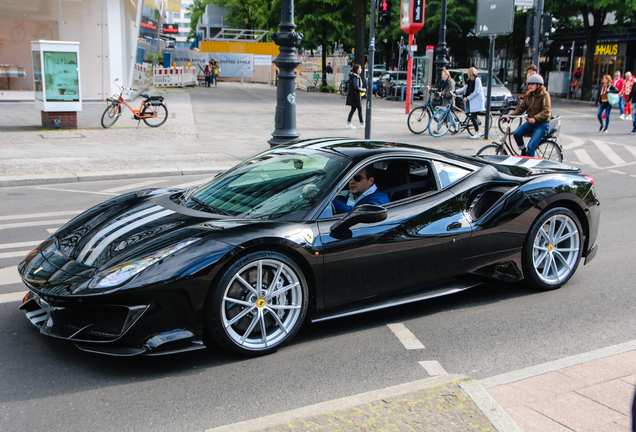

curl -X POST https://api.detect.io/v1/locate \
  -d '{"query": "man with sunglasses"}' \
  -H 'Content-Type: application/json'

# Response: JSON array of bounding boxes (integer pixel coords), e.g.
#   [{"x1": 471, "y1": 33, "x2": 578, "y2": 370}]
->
[{"x1": 332, "y1": 166, "x2": 389, "y2": 214}]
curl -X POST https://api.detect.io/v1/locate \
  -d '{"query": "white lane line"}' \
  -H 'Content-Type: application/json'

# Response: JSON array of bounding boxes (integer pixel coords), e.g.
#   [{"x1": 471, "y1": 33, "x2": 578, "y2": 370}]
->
[
  {"x1": 0, "y1": 210, "x2": 83, "y2": 222},
  {"x1": 0, "y1": 240, "x2": 41, "y2": 250},
  {"x1": 0, "y1": 266, "x2": 21, "y2": 286},
  {"x1": 608, "y1": 170, "x2": 626, "y2": 174},
  {"x1": 35, "y1": 186, "x2": 118, "y2": 196},
  {"x1": 387, "y1": 323, "x2": 425, "y2": 350},
  {"x1": 0, "y1": 219, "x2": 69, "y2": 231},
  {"x1": 46, "y1": 228, "x2": 60, "y2": 234},
  {"x1": 560, "y1": 134, "x2": 585, "y2": 150},
  {"x1": 0, "y1": 291, "x2": 27, "y2": 304},
  {"x1": 592, "y1": 140, "x2": 627, "y2": 166},
  {"x1": 573, "y1": 149, "x2": 597, "y2": 167},
  {"x1": 419, "y1": 361, "x2": 448, "y2": 376},
  {"x1": 101, "y1": 179, "x2": 168, "y2": 194},
  {"x1": 0, "y1": 250, "x2": 29, "y2": 260},
  {"x1": 172, "y1": 177, "x2": 215, "y2": 189},
  {"x1": 625, "y1": 146, "x2": 636, "y2": 158}
]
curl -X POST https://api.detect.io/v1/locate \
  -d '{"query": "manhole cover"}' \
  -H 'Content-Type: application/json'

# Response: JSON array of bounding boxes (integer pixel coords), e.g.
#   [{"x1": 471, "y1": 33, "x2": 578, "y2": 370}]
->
[{"x1": 40, "y1": 132, "x2": 86, "y2": 139}]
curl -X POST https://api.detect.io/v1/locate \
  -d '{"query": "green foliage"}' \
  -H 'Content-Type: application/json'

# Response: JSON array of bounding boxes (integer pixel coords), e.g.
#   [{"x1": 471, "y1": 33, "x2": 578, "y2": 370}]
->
[
  {"x1": 186, "y1": 0, "x2": 214, "y2": 41},
  {"x1": 296, "y1": 0, "x2": 355, "y2": 51},
  {"x1": 321, "y1": 83, "x2": 337, "y2": 93}
]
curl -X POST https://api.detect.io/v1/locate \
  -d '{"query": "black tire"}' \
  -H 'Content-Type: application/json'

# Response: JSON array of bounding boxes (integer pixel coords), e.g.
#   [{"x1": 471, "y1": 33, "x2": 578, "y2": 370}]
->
[
  {"x1": 429, "y1": 110, "x2": 451, "y2": 137},
  {"x1": 205, "y1": 251, "x2": 309, "y2": 356},
  {"x1": 535, "y1": 140, "x2": 563, "y2": 162},
  {"x1": 522, "y1": 207, "x2": 583, "y2": 291},
  {"x1": 142, "y1": 102, "x2": 168, "y2": 127},
  {"x1": 498, "y1": 110, "x2": 522, "y2": 134},
  {"x1": 407, "y1": 106, "x2": 431, "y2": 134},
  {"x1": 101, "y1": 103, "x2": 121, "y2": 128},
  {"x1": 476, "y1": 144, "x2": 503, "y2": 156}
]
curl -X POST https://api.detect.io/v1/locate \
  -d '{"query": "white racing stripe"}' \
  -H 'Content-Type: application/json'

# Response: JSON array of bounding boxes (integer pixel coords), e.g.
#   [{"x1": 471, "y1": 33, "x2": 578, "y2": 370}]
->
[
  {"x1": 501, "y1": 156, "x2": 520, "y2": 165},
  {"x1": 0, "y1": 266, "x2": 21, "y2": 286},
  {"x1": 520, "y1": 158, "x2": 542, "y2": 168},
  {"x1": 0, "y1": 210, "x2": 83, "y2": 222},
  {"x1": 101, "y1": 179, "x2": 168, "y2": 194},
  {"x1": 0, "y1": 219, "x2": 70, "y2": 231},
  {"x1": 0, "y1": 291, "x2": 27, "y2": 304},
  {"x1": 387, "y1": 323, "x2": 425, "y2": 350}
]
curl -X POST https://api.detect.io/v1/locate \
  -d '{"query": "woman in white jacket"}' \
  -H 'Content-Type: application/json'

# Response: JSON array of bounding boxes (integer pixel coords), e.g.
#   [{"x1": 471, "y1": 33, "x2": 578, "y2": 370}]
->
[{"x1": 456, "y1": 67, "x2": 485, "y2": 139}]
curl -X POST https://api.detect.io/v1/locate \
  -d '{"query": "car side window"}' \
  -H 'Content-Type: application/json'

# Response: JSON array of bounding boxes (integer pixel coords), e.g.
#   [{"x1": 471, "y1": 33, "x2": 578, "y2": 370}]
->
[
  {"x1": 432, "y1": 161, "x2": 471, "y2": 189},
  {"x1": 368, "y1": 158, "x2": 438, "y2": 203}
]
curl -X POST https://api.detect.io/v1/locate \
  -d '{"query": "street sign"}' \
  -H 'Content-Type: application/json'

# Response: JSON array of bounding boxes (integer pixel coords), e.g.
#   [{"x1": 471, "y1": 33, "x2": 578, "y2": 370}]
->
[
  {"x1": 475, "y1": 0, "x2": 515, "y2": 36},
  {"x1": 400, "y1": 0, "x2": 425, "y2": 34},
  {"x1": 514, "y1": 0, "x2": 534, "y2": 7}
]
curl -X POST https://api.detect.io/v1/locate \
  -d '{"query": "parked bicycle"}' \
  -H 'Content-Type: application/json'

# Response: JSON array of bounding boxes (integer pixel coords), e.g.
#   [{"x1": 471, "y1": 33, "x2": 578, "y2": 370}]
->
[
  {"x1": 101, "y1": 79, "x2": 168, "y2": 128},
  {"x1": 339, "y1": 79, "x2": 349, "y2": 96},
  {"x1": 428, "y1": 93, "x2": 493, "y2": 138},
  {"x1": 407, "y1": 88, "x2": 440, "y2": 134},
  {"x1": 476, "y1": 115, "x2": 563, "y2": 162}
]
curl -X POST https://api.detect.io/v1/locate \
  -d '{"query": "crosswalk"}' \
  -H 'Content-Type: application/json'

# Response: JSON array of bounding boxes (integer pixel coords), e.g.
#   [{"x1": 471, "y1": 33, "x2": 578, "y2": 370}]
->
[{"x1": 563, "y1": 135, "x2": 636, "y2": 175}]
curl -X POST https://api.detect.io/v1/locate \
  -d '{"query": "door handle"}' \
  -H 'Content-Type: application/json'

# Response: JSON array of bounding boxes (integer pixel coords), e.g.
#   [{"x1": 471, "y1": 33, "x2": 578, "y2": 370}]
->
[{"x1": 446, "y1": 221, "x2": 462, "y2": 231}]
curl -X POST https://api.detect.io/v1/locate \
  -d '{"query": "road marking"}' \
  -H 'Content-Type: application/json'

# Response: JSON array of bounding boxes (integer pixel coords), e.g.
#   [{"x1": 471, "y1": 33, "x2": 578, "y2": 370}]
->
[
  {"x1": 0, "y1": 210, "x2": 83, "y2": 222},
  {"x1": 625, "y1": 146, "x2": 636, "y2": 158},
  {"x1": 172, "y1": 177, "x2": 215, "y2": 189},
  {"x1": 0, "y1": 266, "x2": 21, "y2": 286},
  {"x1": 0, "y1": 219, "x2": 69, "y2": 231},
  {"x1": 561, "y1": 134, "x2": 585, "y2": 150},
  {"x1": 419, "y1": 361, "x2": 448, "y2": 376},
  {"x1": 592, "y1": 140, "x2": 627, "y2": 165},
  {"x1": 101, "y1": 179, "x2": 168, "y2": 194},
  {"x1": 0, "y1": 291, "x2": 27, "y2": 304},
  {"x1": 387, "y1": 323, "x2": 425, "y2": 350},
  {"x1": 0, "y1": 240, "x2": 40, "y2": 250},
  {"x1": 35, "y1": 186, "x2": 118, "y2": 196},
  {"x1": 46, "y1": 228, "x2": 60, "y2": 234},
  {"x1": 608, "y1": 170, "x2": 626, "y2": 174},
  {"x1": 573, "y1": 149, "x2": 597, "y2": 167},
  {"x1": 0, "y1": 250, "x2": 29, "y2": 260}
]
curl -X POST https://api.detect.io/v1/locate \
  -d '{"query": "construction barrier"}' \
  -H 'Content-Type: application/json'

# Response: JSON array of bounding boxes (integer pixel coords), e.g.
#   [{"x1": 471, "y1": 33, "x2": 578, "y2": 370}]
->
[{"x1": 153, "y1": 67, "x2": 197, "y2": 87}]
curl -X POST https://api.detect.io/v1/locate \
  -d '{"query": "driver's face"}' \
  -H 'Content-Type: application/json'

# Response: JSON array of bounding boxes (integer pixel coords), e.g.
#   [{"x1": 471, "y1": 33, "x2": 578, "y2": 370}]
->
[{"x1": 349, "y1": 168, "x2": 373, "y2": 198}]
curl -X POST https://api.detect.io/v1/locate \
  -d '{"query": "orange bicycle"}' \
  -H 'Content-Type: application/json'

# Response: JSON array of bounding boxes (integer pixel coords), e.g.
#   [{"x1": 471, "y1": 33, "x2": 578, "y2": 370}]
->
[{"x1": 101, "y1": 79, "x2": 168, "y2": 128}]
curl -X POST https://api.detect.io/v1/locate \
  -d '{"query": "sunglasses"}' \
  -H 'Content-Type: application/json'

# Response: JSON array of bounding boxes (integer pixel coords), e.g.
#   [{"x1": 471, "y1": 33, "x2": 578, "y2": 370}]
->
[{"x1": 352, "y1": 174, "x2": 367, "y2": 182}]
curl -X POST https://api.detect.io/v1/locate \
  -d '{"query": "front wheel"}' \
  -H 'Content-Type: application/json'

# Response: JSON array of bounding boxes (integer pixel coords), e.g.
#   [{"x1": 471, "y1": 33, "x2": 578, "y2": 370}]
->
[
  {"x1": 429, "y1": 110, "x2": 451, "y2": 137},
  {"x1": 535, "y1": 140, "x2": 563, "y2": 162},
  {"x1": 101, "y1": 103, "x2": 121, "y2": 128},
  {"x1": 522, "y1": 208, "x2": 583, "y2": 290},
  {"x1": 205, "y1": 251, "x2": 309, "y2": 356},
  {"x1": 498, "y1": 110, "x2": 522, "y2": 134},
  {"x1": 476, "y1": 144, "x2": 503, "y2": 156},
  {"x1": 142, "y1": 102, "x2": 168, "y2": 127},
  {"x1": 407, "y1": 106, "x2": 430, "y2": 134}
]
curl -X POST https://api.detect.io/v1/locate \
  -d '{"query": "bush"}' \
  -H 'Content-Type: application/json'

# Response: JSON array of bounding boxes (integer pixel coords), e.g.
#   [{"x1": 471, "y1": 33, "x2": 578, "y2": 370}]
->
[{"x1": 321, "y1": 83, "x2": 337, "y2": 93}]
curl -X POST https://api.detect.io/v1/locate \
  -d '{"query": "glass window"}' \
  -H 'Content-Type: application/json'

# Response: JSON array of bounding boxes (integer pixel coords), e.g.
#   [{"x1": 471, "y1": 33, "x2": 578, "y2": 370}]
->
[
  {"x1": 184, "y1": 13, "x2": 191, "y2": 18},
  {"x1": 43, "y1": 51, "x2": 79, "y2": 102},
  {"x1": 173, "y1": 13, "x2": 180, "y2": 18},
  {"x1": 33, "y1": 51, "x2": 43, "y2": 101},
  {"x1": 433, "y1": 161, "x2": 471, "y2": 188}
]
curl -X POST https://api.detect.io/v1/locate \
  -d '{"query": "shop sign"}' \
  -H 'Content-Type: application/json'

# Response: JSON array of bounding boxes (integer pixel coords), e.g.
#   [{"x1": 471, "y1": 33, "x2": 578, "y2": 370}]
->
[
  {"x1": 162, "y1": 24, "x2": 179, "y2": 34},
  {"x1": 141, "y1": 18, "x2": 157, "y2": 31},
  {"x1": 595, "y1": 43, "x2": 619, "y2": 56}
]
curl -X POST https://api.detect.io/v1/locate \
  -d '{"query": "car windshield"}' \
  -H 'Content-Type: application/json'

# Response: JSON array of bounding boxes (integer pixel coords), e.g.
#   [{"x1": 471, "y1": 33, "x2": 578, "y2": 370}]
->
[
  {"x1": 477, "y1": 73, "x2": 503, "y2": 86},
  {"x1": 182, "y1": 150, "x2": 350, "y2": 221},
  {"x1": 452, "y1": 71, "x2": 504, "y2": 86}
]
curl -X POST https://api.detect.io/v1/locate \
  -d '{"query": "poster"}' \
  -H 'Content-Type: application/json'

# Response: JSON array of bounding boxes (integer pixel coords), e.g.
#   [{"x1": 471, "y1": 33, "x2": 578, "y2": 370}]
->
[{"x1": 167, "y1": 51, "x2": 254, "y2": 77}]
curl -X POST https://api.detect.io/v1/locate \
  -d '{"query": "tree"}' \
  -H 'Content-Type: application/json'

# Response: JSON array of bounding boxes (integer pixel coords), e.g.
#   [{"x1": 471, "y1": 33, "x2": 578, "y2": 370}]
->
[{"x1": 186, "y1": 0, "x2": 214, "y2": 41}]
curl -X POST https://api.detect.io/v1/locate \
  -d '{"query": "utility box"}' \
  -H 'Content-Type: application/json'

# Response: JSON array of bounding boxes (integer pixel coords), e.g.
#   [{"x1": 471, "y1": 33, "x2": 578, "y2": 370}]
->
[
  {"x1": 31, "y1": 40, "x2": 82, "y2": 129},
  {"x1": 548, "y1": 71, "x2": 570, "y2": 97}
]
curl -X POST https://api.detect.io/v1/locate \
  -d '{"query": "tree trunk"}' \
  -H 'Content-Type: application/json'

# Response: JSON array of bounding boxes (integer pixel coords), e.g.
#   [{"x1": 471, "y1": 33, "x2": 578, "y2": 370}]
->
[
  {"x1": 322, "y1": 25, "x2": 328, "y2": 90},
  {"x1": 581, "y1": 7, "x2": 606, "y2": 101},
  {"x1": 355, "y1": 0, "x2": 366, "y2": 75}
]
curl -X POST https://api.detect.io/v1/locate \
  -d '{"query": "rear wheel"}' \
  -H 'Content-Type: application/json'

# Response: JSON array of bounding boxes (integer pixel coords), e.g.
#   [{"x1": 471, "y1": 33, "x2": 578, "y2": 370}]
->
[
  {"x1": 142, "y1": 102, "x2": 168, "y2": 127},
  {"x1": 535, "y1": 140, "x2": 563, "y2": 162},
  {"x1": 476, "y1": 144, "x2": 503, "y2": 156},
  {"x1": 101, "y1": 103, "x2": 121, "y2": 128},
  {"x1": 429, "y1": 110, "x2": 451, "y2": 137},
  {"x1": 205, "y1": 251, "x2": 309, "y2": 356},
  {"x1": 522, "y1": 207, "x2": 583, "y2": 290},
  {"x1": 407, "y1": 106, "x2": 430, "y2": 134}
]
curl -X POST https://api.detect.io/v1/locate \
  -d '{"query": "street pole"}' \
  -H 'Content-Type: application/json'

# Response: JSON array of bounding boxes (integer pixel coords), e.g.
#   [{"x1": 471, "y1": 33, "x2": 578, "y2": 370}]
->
[
  {"x1": 568, "y1": 41, "x2": 575, "y2": 99},
  {"x1": 532, "y1": 0, "x2": 544, "y2": 71},
  {"x1": 268, "y1": 0, "x2": 303, "y2": 147},
  {"x1": 405, "y1": 33, "x2": 414, "y2": 114},
  {"x1": 484, "y1": 35, "x2": 496, "y2": 140},
  {"x1": 434, "y1": 0, "x2": 449, "y2": 87},
  {"x1": 365, "y1": 0, "x2": 376, "y2": 139}
]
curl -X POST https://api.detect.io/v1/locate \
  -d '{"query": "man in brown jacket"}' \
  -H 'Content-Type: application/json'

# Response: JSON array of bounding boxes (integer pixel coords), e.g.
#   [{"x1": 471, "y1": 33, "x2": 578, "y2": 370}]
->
[{"x1": 506, "y1": 74, "x2": 551, "y2": 156}]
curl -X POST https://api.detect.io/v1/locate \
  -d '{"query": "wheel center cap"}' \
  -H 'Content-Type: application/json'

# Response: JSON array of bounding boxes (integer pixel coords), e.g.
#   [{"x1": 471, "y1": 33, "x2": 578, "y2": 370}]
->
[
  {"x1": 257, "y1": 298, "x2": 266, "y2": 308},
  {"x1": 548, "y1": 244, "x2": 554, "y2": 251}
]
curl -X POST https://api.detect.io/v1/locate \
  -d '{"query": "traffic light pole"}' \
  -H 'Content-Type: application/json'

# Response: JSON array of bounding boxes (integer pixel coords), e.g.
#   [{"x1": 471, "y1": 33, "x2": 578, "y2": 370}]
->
[
  {"x1": 532, "y1": 0, "x2": 544, "y2": 71},
  {"x1": 365, "y1": 0, "x2": 377, "y2": 139}
]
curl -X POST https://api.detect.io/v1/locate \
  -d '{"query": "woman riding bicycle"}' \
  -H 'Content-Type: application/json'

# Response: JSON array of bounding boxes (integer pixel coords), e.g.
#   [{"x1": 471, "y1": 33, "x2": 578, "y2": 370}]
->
[{"x1": 504, "y1": 74, "x2": 551, "y2": 156}]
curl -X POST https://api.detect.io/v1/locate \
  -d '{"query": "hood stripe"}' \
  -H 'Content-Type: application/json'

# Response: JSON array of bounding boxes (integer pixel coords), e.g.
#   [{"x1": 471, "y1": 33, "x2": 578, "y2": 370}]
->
[
  {"x1": 77, "y1": 205, "x2": 165, "y2": 262},
  {"x1": 83, "y1": 209, "x2": 175, "y2": 266}
]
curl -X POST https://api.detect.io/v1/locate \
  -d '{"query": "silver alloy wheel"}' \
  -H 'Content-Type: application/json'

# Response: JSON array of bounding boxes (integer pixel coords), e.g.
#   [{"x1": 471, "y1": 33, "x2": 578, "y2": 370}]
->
[
  {"x1": 532, "y1": 213, "x2": 581, "y2": 284},
  {"x1": 221, "y1": 258, "x2": 303, "y2": 350}
]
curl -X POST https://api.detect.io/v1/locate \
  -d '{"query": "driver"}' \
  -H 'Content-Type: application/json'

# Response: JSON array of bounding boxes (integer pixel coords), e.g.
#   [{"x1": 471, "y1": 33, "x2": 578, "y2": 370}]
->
[
  {"x1": 504, "y1": 74, "x2": 551, "y2": 157},
  {"x1": 332, "y1": 166, "x2": 389, "y2": 214}
]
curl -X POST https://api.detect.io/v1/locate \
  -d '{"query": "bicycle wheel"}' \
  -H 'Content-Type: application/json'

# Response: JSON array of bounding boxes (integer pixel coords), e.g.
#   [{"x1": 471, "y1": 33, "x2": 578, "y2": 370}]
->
[
  {"x1": 535, "y1": 140, "x2": 563, "y2": 162},
  {"x1": 498, "y1": 112, "x2": 522, "y2": 134},
  {"x1": 142, "y1": 103, "x2": 168, "y2": 127},
  {"x1": 101, "y1": 103, "x2": 121, "y2": 128},
  {"x1": 407, "y1": 106, "x2": 431, "y2": 134},
  {"x1": 476, "y1": 144, "x2": 504, "y2": 156},
  {"x1": 11, "y1": 25, "x2": 25, "y2": 42},
  {"x1": 429, "y1": 110, "x2": 451, "y2": 137},
  {"x1": 339, "y1": 82, "x2": 348, "y2": 95}
]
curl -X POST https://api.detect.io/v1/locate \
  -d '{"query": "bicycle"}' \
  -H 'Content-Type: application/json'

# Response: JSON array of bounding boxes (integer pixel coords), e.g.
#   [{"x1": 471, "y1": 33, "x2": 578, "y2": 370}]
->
[
  {"x1": 476, "y1": 115, "x2": 563, "y2": 162},
  {"x1": 497, "y1": 98, "x2": 522, "y2": 134},
  {"x1": 339, "y1": 79, "x2": 349, "y2": 96},
  {"x1": 407, "y1": 88, "x2": 440, "y2": 134},
  {"x1": 11, "y1": 17, "x2": 53, "y2": 42},
  {"x1": 101, "y1": 79, "x2": 168, "y2": 129},
  {"x1": 428, "y1": 94, "x2": 493, "y2": 138}
]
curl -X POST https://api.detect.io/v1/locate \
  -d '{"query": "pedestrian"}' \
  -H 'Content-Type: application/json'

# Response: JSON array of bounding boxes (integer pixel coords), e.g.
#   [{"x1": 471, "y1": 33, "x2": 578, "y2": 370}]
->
[
  {"x1": 427, "y1": 69, "x2": 455, "y2": 106},
  {"x1": 520, "y1": 64, "x2": 538, "y2": 98},
  {"x1": 455, "y1": 66, "x2": 485, "y2": 139},
  {"x1": 212, "y1": 59, "x2": 220, "y2": 87},
  {"x1": 596, "y1": 74, "x2": 619, "y2": 133},
  {"x1": 626, "y1": 76, "x2": 636, "y2": 134},
  {"x1": 621, "y1": 72, "x2": 634, "y2": 120},
  {"x1": 613, "y1": 71, "x2": 625, "y2": 117},
  {"x1": 571, "y1": 68, "x2": 582, "y2": 99},
  {"x1": 346, "y1": 64, "x2": 366, "y2": 129},
  {"x1": 204, "y1": 65, "x2": 211, "y2": 87},
  {"x1": 325, "y1": 62, "x2": 333, "y2": 74}
]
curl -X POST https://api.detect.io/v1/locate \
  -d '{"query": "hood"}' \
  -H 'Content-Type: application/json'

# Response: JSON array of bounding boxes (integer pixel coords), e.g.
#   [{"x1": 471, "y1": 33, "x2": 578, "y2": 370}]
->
[{"x1": 480, "y1": 155, "x2": 580, "y2": 177}]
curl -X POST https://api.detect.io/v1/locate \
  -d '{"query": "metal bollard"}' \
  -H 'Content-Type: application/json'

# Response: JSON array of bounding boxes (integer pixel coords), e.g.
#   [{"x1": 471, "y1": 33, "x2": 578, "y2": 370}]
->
[{"x1": 241, "y1": 71, "x2": 244, "y2": 85}]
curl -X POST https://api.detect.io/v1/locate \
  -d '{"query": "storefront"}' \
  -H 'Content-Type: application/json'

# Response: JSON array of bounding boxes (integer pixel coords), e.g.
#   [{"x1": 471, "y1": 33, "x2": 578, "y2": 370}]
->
[{"x1": 0, "y1": 0, "x2": 170, "y2": 101}]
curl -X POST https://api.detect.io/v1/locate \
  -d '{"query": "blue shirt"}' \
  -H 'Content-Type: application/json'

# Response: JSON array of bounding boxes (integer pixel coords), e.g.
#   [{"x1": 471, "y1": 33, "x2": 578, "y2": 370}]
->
[{"x1": 333, "y1": 184, "x2": 390, "y2": 214}]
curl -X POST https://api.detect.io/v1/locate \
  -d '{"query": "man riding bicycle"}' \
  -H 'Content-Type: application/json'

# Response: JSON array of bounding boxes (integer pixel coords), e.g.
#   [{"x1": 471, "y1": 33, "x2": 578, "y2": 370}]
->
[{"x1": 503, "y1": 74, "x2": 551, "y2": 156}]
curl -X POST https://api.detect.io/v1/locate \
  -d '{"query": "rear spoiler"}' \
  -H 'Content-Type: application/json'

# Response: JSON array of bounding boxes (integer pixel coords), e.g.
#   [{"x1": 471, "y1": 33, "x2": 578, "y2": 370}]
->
[{"x1": 478, "y1": 155, "x2": 581, "y2": 176}]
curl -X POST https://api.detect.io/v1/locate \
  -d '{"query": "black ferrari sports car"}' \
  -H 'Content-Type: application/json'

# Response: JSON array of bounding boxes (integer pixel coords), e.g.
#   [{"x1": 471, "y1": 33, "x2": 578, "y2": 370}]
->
[{"x1": 18, "y1": 138, "x2": 600, "y2": 357}]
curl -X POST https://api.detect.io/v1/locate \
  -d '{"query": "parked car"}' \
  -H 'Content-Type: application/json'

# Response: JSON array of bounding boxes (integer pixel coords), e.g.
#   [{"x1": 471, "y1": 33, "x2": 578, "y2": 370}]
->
[
  {"x1": 377, "y1": 71, "x2": 424, "y2": 99},
  {"x1": 448, "y1": 69, "x2": 514, "y2": 110},
  {"x1": 18, "y1": 138, "x2": 600, "y2": 357}
]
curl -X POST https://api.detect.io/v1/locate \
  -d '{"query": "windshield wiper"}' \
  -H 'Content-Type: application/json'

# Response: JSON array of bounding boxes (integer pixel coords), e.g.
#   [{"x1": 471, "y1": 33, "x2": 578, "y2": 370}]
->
[{"x1": 188, "y1": 196, "x2": 233, "y2": 215}]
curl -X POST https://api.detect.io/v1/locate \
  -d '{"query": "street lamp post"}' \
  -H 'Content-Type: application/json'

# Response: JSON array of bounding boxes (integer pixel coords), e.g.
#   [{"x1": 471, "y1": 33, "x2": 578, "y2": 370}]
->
[
  {"x1": 268, "y1": 0, "x2": 303, "y2": 147},
  {"x1": 434, "y1": 0, "x2": 449, "y2": 87}
]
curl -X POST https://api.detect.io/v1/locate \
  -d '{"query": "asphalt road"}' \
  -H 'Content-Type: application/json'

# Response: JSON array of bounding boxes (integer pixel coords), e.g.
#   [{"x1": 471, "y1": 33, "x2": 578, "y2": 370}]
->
[{"x1": 1, "y1": 111, "x2": 636, "y2": 431}]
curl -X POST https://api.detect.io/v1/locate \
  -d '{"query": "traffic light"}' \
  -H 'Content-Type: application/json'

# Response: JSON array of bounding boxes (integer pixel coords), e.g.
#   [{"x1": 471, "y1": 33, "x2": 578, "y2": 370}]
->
[
  {"x1": 541, "y1": 13, "x2": 553, "y2": 39},
  {"x1": 377, "y1": 0, "x2": 392, "y2": 30},
  {"x1": 525, "y1": 14, "x2": 534, "y2": 47}
]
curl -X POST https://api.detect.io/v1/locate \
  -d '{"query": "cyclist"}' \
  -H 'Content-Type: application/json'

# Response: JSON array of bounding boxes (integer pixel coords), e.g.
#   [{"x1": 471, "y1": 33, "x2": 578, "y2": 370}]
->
[{"x1": 503, "y1": 74, "x2": 551, "y2": 156}]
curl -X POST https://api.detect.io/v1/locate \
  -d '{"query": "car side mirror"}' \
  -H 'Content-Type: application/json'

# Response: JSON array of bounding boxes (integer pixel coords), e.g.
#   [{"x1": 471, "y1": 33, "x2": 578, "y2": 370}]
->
[{"x1": 330, "y1": 204, "x2": 388, "y2": 238}]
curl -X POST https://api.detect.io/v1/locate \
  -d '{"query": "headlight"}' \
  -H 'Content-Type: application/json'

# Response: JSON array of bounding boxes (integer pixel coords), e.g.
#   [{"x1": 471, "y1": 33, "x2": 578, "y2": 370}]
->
[{"x1": 89, "y1": 238, "x2": 201, "y2": 289}]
